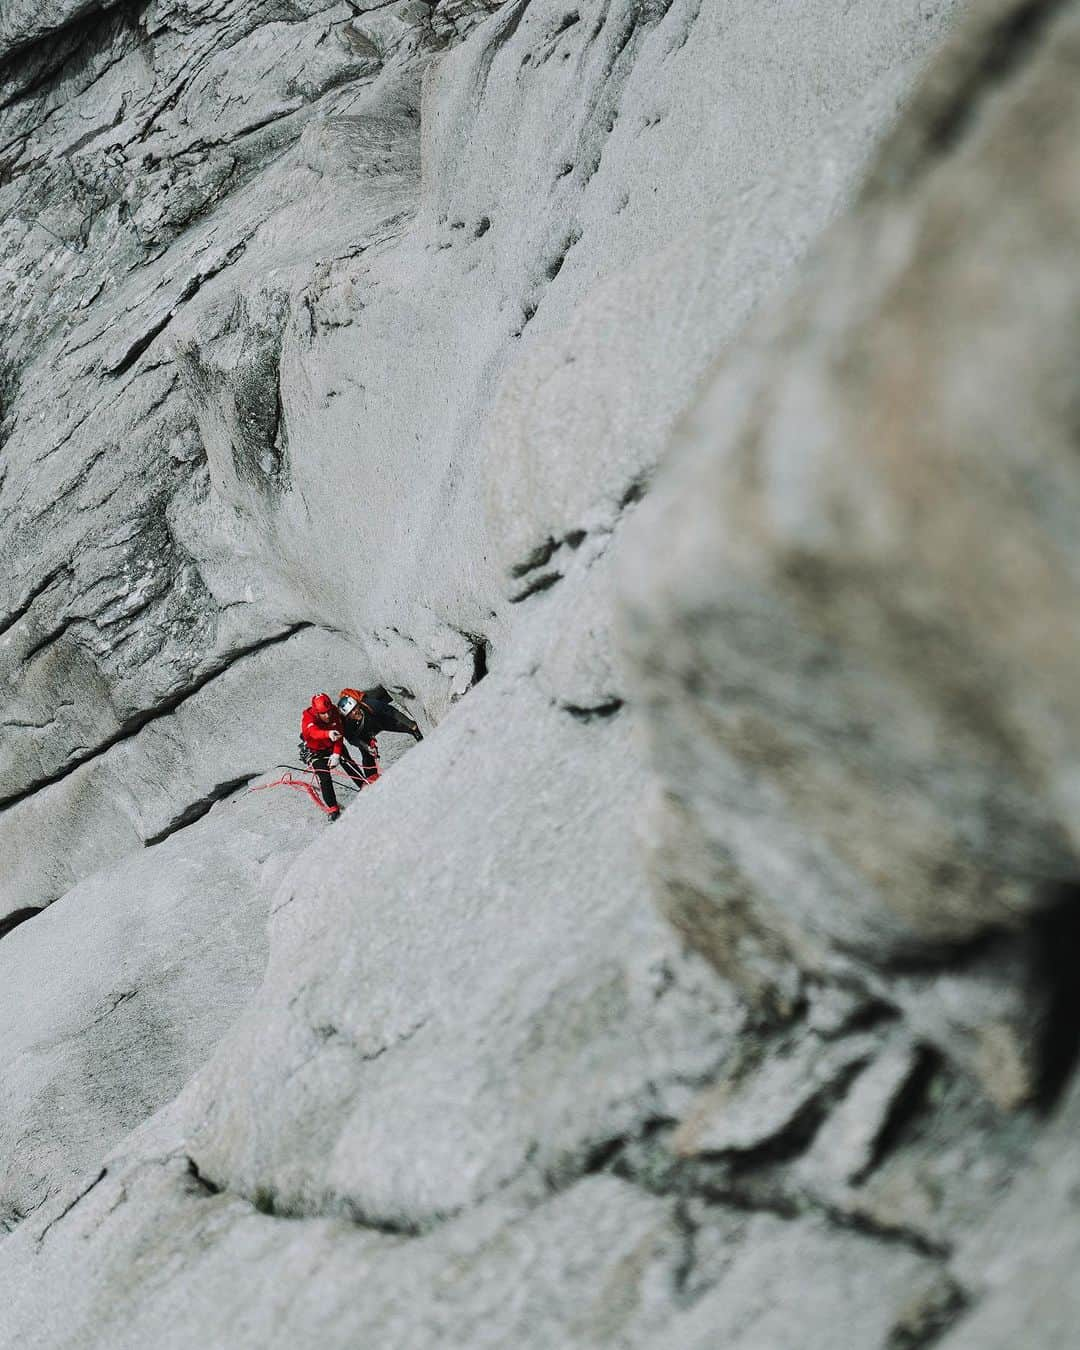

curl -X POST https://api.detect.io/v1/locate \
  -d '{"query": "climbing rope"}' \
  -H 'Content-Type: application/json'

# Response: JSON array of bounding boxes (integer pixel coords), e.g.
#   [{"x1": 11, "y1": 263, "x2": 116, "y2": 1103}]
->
[{"x1": 248, "y1": 758, "x2": 379, "y2": 815}]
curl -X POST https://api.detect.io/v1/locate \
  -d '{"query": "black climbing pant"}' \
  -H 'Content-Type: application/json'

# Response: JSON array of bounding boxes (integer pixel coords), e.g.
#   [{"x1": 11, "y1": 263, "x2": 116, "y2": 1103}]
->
[{"x1": 311, "y1": 746, "x2": 367, "y2": 812}]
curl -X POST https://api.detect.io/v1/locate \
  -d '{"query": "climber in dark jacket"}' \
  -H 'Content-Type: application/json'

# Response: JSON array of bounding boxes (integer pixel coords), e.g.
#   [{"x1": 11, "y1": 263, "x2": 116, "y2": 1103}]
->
[
  {"x1": 300, "y1": 692, "x2": 369, "y2": 821},
  {"x1": 336, "y1": 686, "x2": 422, "y2": 781}
]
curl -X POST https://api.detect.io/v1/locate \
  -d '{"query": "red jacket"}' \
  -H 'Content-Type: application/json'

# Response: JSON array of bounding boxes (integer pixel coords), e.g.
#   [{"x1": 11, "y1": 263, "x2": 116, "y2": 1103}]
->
[{"x1": 301, "y1": 704, "x2": 345, "y2": 755}]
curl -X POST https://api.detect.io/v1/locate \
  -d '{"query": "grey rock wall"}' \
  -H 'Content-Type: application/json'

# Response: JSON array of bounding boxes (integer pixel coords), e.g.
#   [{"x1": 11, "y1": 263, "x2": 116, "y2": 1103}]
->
[
  {"x1": 620, "y1": 0, "x2": 1080, "y2": 1110},
  {"x1": 1, "y1": 0, "x2": 1076, "y2": 1346}
]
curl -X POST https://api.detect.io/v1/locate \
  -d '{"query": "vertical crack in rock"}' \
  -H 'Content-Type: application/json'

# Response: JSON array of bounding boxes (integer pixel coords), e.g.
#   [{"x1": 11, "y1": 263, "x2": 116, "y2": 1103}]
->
[
  {"x1": 1031, "y1": 884, "x2": 1080, "y2": 1109},
  {"x1": 450, "y1": 629, "x2": 490, "y2": 688}
]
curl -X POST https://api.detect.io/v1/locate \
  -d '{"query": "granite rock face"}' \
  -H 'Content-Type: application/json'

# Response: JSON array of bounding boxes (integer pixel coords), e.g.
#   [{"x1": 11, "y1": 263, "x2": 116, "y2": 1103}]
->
[
  {"x1": 621, "y1": 0, "x2": 1080, "y2": 1111},
  {"x1": 1, "y1": 0, "x2": 1077, "y2": 1346}
]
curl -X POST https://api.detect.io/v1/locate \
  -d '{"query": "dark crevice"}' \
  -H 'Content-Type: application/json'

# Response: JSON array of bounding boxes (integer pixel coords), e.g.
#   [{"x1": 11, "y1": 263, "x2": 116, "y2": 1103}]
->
[
  {"x1": 104, "y1": 238, "x2": 248, "y2": 377},
  {"x1": 865, "y1": 0, "x2": 1071, "y2": 201},
  {"x1": 817, "y1": 1199, "x2": 953, "y2": 1262},
  {"x1": 545, "y1": 1116, "x2": 673, "y2": 1195},
  {"x1": 661, "y1": 0, "x2": 700, "y2": 58},
  {"x1": 0, "y1": 622, "x2": 313, "y2": 814},
  {"x1": 544, "y1": 229, "x2": 580, "y2": 281},
  {"x1": 473, "y1": 0, "x2": 532, "y2": 101},
  {"x1": 718, "y1": 1059, "x2": 872, "y2": 1173},
  {"x1": 511, "y1": 536, "x2": 558, "y2": 578},
  {"x1": 104, "y1": 309, "x2": 176, "y2": 378},
  {"x1": 89, "y1": 988, "x2": 137, "y2": 1028},
  {"x1": 921, "y1": 0, "x2": 1069, "y2": 161},
  {"x1": 507, "y1": 485, "x2": 643, "y2": 595},
  {"x1": 252, "y1": 1186, "x2": 284, "y2": 1217},
  {"x1": 560, "y1": 698, "x2": 624, "y2": 722},
  {"x1": 340, "y1": 1200, "x2": 425, "y2": 1237},
  {"x1": 669, "y1": 1159, "x2": 953, "y2": 1260},
  {"x1": 812, "y1": 993, "x2": 898, "y2": 1041},
  {"x1": 545, "y1": 240, "x2": 569, "y2": 279},
  {"x1": 852, "y1": 1047, "x2": 938, "y2": 1184},
  {"x1": 0, "y1": 563, "x2": 71, "y2": 638},
  {"x1": 1031, "y1": 883, "x2": 1080, "y2": 1111},
  {"x1": 0, "y1": 906, "x2": 43, "y2": 940},
  {"x1": 607, "y1": 1119, "x2": 954, "y2": 1262},
  {"x1": 0, "y1": 0, "x2": 146, "y2": 113},
  {"x1": 464, "y1": 633, "x2": 490, "y2": 687},
  {"x1": 866, "y1": 925, "x2": 1009, "y2": 978},
  {"x1": 143, "y1": 773, "x2": 258, "y2": 847},
  {"x1": 509, "y1": 570, "x2": 562, "y2": 602},
  {"x1": 509, "y1": 519, "x2": 592, "y2": 583},
  {"x1": 244, "y1": 1179, "x2": 421, "y2": 1237},
  {"x1": 512, "y1": 300, "x2": 538, "y2": 336},
  {"x1": 669, "y1": 1199, "x2": 699, "y2": 1304},
  {"x1": 2, "y1": 1192, "x2": 49, "y2": 1235},
  {"x1": 35, "y1": 1168, "x2": 107, "y2": 1247},
  {"x1": 184, "y1": 1156, "x2": 221, "y2": 1197},
  {"x1": 619, "y1": 474, "x2": 648, "y2": 509},
  {"x1": 22, "y1": 614, "x2": 80, "y2": 663},
  {"x1": 579, "y1": 1136, "x2": 625, "y2": 1176},
  {"x1": 886, "y1": 1280, "x2": 970, "y2": 1350}
]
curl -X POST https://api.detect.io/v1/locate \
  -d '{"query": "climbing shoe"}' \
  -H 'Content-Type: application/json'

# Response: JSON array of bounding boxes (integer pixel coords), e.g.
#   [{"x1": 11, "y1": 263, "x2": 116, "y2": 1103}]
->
[{"x1": 327, "y1": 809, "x2": 341, "y2": 824}]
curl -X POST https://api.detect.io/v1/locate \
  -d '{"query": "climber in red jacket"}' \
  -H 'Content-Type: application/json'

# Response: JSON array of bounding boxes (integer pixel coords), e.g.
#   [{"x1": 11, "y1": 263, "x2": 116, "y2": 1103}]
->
[{"x1": 300, "y1": 692, "x2": 369, "y2": 821}]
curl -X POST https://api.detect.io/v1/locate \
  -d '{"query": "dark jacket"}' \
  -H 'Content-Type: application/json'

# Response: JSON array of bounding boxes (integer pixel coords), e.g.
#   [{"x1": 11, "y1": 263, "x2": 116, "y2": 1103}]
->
[{"x1": 341, "y1": 695, "x2": 422, "y2": 754}]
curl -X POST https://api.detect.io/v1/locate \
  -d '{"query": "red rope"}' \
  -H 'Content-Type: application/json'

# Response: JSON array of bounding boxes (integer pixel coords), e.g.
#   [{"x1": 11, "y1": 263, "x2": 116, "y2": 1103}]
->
[
  {"x1": 250, "y1": 771, "x2": 336, "y2": 814},
  {"x1": 248, "y1": 762, "x2": 379, "y2": 815}
]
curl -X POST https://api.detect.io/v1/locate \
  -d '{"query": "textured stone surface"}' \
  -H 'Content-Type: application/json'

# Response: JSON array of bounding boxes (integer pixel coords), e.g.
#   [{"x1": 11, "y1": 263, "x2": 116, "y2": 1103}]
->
[
  {"x1": 3, "y1": 0, "x2": 1078, "y2": 1346},
  {"x1": 621, "y1": 0, "x2": 1080, "y2": 1106},
  {"x1": 939, "y1": 1074, "x2": 1080, "y2": 1349},
  {"x1": 1, "y1": 626, "x2": 373, "y2": 916},
  {"x1": 0, "y1": 785, "x2": 309, "y2": 1232}
]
